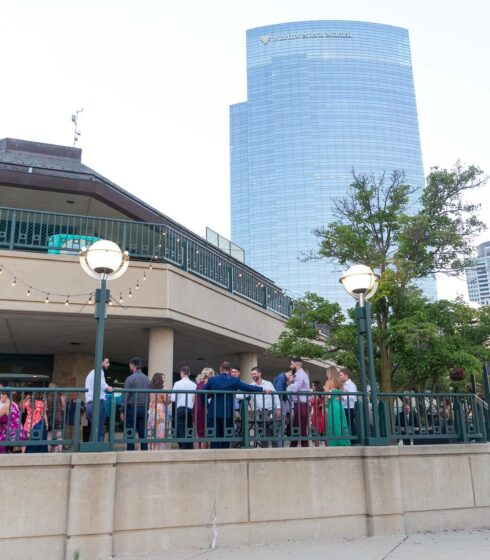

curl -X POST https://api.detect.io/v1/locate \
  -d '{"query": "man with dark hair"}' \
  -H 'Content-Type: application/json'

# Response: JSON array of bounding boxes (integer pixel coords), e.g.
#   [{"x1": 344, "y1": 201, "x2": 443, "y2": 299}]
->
[
  {"x1": 203, "y1": 361, "x2": 268, "y2": 448},
  {"x1": 287, "y1": 357, "x2": 310, "y2": 447},
  {"x1": 171, "y1": 365, "x2": 196, "y2": 449},
  {"x1": 85, "y1": 357, "x2": 112, "y2": 442},
  {"x1": 121, "y1": 357, "x2": 150, "y2": 451},
  {"x1": 251, "y1": 367, "x2": 281, "y2": 447}
]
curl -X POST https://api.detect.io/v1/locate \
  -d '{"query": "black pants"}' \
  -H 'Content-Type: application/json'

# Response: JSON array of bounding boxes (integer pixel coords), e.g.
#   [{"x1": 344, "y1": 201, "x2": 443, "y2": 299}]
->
[
  {"x1": 126, "y1": 405, "x2": 147, "y2": 451},
  {"x1": 210, "y1": 416, "x2": 234, "y2": 449},
  {"x1": 344, "y1": 407, "x2": 356, "y2": 438},
  {"x1": 176, "y1": 407, "x2": 193, "y2": 449}
]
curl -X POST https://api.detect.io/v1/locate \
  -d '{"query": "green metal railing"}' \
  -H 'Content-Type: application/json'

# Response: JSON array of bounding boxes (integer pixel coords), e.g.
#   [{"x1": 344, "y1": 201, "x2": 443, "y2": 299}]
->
[
  {"x1": 1, "y1": 386, "x2": 487, "y2": 453},
  {"x1": 0, "y1": 206, "x2": 292, "y2": 317}
]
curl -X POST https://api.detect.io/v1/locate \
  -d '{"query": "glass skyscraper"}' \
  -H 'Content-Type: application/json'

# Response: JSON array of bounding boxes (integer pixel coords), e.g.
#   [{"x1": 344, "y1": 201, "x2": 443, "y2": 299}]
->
[{"x1": 230, "y1": 20, "x2": 437, "y2": 307}]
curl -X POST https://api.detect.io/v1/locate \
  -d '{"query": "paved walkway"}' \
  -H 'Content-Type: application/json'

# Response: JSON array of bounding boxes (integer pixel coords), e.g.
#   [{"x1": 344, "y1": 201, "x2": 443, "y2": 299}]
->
[{"x1": 118, "y1": 530, "x2": 490, "y2": 559}]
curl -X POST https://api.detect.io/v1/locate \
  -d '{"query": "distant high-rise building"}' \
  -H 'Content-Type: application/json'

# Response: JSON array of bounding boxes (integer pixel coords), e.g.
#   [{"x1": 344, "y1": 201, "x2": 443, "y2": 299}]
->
[
  {"x1": 230, "y1": 20, "x2": 437, "y2": 306},
  {"x1": 466, "y1": 241, "x2": 490, "y2": 306}
]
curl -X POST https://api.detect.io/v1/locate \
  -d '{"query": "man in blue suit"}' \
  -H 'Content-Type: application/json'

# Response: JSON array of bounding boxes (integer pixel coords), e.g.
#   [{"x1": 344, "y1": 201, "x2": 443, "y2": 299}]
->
[{"x1": 203, "y1": 361, "x2": 267, "y2": 448}]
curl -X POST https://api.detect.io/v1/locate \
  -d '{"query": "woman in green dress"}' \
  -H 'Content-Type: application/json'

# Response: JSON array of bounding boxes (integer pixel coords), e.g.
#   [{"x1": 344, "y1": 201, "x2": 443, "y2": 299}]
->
[{"x1": 325, "y1": 368, "x2": 351, "y2": 446}]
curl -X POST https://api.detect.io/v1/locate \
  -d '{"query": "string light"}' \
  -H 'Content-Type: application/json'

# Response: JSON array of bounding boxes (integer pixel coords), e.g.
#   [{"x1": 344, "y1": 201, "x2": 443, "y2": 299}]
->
[
  {"x1": 108, "y1": 299, "x2": 113, "y2": 306},
  {"x1": 12, "y1": 277, "x2": 16, "y2": 287},
  {"x1": 143, "y1": 271, "x2": 147, "y2": 281},
  {"x1": 0, "y1": 265, "x2": 3, "y2": 274},
  {"x1": 128, "y1": 288, "x2": 132, "y2": 298},
  {"x1": 27, "y1": 287, "x2": 31, "y2": 296},
  {"x1": 65, "y1": 297, "x2": 69, "y2": 306},
  {"x1": 119, "y1": 292, "x2": 123, "y2": 304},
  {"x1": 88, "y1": 294, "x2": 94, "y2": 305},
  {"x1": 149, "y1": 263, "x2": 153, "y2": 270},
  {"x1": 45, "y1": 294, "x2": 49, "y2": 304},
  {"x1": 136, "y1": 280, "x2": 140, "y2": 290}
]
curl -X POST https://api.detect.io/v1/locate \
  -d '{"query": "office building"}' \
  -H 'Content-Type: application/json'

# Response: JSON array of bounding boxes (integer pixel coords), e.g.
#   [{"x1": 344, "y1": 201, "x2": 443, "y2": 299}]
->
[
  {"x1": 466, "y1": 241, "x2": 490, "y2": 306},
  {"x1": 231, "y1": 20, "x2": 437, "y2": 306}
]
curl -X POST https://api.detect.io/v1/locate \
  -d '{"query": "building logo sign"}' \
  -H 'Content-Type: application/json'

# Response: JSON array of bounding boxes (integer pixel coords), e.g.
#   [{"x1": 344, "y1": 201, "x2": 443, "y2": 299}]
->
[{"x1": 261, "y1": 31, "x2": 351, "y2": 44}]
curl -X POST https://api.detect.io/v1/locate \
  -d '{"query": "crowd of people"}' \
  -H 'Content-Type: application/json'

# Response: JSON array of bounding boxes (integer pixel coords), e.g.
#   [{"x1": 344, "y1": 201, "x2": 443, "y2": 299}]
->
[
  {"x1": 82, "y1": 356, "x2": 358, "y2": 450},
  {"x1": 0, "y1": 356, "x2": 469, "y2": 452}
]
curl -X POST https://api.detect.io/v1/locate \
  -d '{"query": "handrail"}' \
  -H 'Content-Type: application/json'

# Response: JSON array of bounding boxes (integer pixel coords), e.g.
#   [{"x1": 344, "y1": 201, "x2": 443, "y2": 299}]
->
[{"x1": 0, "y1": 206, "x2": 292, "y2": 317}]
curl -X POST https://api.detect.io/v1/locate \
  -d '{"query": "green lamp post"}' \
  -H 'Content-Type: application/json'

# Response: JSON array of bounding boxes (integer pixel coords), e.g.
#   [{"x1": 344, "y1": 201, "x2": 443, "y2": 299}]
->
[
  {"x1": 80, "y1": 240, "x2": 129, "y2": 448},
  {"x1": 339, "y1": 264, "x2": 381, "y2": 444}
]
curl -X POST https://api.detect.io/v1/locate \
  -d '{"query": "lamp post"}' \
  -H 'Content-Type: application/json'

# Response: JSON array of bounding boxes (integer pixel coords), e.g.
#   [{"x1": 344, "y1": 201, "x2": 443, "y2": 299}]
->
[
  {"x1": 80, "y1": 240, "x2": 129, "y2": 448},
  {"x1": 339, "y1": 264, "x2": 381, "y2": 444}
]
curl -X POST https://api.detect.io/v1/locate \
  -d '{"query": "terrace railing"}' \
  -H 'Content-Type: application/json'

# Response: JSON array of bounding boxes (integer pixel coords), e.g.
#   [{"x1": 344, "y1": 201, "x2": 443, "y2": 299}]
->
[
  {"x1": 0, "y1": 206, "x2": 292, "y2": 317},
  {"x1": 0, "y1": 387, "x2": 487, "y2": 453}
]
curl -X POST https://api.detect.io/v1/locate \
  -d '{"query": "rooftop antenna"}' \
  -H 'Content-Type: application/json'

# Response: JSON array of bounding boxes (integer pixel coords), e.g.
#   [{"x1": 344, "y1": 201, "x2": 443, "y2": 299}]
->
[{"x1": 71, "y1": 108, "x2": 83, "y2": 146}]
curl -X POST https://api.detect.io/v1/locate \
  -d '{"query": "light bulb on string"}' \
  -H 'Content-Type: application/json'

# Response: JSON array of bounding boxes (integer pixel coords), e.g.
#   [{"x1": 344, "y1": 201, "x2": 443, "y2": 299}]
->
[
  {"x1": 45, "y1": 294, "x2": 49, "y2": 304},
  {"x1": 149, "y1": 263, "x2": 153, "y2": 270},
  {"x1": 88, "y1": 294, "x2": 93, "y2": 305},
  {"x1": 108, "y1": 299, "x2": 113, "y2": 306},
  {"x1": 119, "y1": 292, "x2": 123, "y2": 304},
  {"x1": 143, "y1": 271, "x2": 147, "y2": 281},
  {"x1": 27, "y1": 287, "x2": 31, "y2": 296},
  {"x1": 65, "y1": 297, "x2": 69, "y2": 306},
  {"x1": 0, "y1": 265, "x2": 3, "y2": 274},
  {"x1": 12, "y1": 277, "x2": 16, "y2": 287},
  {"x1": 136, "y1": 280, "x2": 140, "y2": 290},
  {"x1": 128, "y1": 288, "x2": 132, "y2": 298}
]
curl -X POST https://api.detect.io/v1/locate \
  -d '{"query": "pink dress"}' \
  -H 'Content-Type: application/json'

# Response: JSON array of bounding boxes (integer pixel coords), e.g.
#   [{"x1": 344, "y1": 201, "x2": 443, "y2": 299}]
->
[{"x1": 0, "y1": 402, "x2": 26, "y2": 453}]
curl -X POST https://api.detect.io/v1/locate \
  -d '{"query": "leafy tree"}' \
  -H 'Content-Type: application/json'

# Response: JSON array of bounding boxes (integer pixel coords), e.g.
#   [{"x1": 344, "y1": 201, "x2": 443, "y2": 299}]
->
[{"x1": 280, "y1": 164, "x2": 487, "y2": 391}]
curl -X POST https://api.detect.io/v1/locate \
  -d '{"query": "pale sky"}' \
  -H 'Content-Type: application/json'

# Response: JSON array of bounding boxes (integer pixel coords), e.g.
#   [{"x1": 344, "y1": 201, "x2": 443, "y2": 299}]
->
[{"x1": 1, "y1": 0, "x2": 489, "y2": 300}]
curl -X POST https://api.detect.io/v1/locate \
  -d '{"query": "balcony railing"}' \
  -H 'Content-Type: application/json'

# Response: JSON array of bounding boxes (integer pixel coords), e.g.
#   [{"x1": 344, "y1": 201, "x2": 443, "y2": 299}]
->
[
  {"x1": 0, "y1": 207, "x2": 292, "y2": 317},
  {"x1": 0, "y1": 387, "x2": 488, "y2": 452}
]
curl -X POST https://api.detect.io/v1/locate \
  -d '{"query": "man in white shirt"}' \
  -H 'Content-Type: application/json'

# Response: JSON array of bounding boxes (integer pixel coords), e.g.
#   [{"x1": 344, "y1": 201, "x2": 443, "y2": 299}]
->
[
  {"x1": 340, "y1": 368, "x2": 357, "y2": 440},
  {"x1": 251, "y1": 367, "x2": 281, "y2": 447},
  {"x1": 85, "y1": 357, "x2": 113, "y2": 442},
  {"x1": 171, "y1": 366, "x2": 196, "y2": 449}
]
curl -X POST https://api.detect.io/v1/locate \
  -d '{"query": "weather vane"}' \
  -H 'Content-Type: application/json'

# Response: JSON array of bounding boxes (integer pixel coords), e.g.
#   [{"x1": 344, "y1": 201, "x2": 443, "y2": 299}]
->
[{"x1": 71, "y1": 108, "x2": 84, "y2": 146}]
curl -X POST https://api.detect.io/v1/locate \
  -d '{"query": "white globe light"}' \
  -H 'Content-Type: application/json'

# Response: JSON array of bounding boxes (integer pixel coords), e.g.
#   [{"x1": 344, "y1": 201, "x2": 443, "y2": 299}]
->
[
  {"x1": 85, "y1": 240, "x2": 124, "y2": 275},
  {"x1": 339, "y1": 264, "x2": 378, "y2": 299}
]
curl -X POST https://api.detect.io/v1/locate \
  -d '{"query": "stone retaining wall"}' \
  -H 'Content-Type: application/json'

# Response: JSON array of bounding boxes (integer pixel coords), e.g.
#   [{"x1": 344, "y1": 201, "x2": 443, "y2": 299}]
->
[{"x1": 1, "y1": 445, "x2": 489, "y2": 559}]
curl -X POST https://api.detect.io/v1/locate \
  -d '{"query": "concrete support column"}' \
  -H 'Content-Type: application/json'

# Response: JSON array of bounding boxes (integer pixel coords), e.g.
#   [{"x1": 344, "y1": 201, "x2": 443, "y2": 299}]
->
[
  {"x1": 148, "y1": 327, "x2": 174, "y2": 389},
  {"x1": 239, "y1": 352, "x2": 258, "y2": 383},
  {"x1": 65, "y1": 453, "x2": 117, "y2": 560},
  {"x1": 362, "y1": 447, "x2": 405, "y2": 536}
]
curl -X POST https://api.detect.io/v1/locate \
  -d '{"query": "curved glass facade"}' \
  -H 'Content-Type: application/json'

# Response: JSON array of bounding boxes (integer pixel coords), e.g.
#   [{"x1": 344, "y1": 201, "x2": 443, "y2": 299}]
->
[{"x1": 231, "y1": 20, "x2": 436, "y2": 307}]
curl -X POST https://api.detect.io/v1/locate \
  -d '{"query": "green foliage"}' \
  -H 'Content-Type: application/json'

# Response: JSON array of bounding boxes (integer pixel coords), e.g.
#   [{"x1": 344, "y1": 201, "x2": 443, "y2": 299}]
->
[
  {"x1": 389, "y1": 296, "x2": 490, "y2": 391},
  {"x1": 270, "y1": 292, "x2": 357, "y2": 365},
  {"x1": 273, "y1": 164, "x2": 488, "y2": 391}
]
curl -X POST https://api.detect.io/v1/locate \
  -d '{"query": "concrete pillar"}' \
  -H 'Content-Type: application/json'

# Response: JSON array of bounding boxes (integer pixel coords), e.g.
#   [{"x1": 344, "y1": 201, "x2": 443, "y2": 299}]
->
[
  {"x1": 53, "y1": 353, "x2": 94, "y2": 388},
  {"x1": 148, "y1": 327, "x2": 174, "y2": 388},
  {"x1": 239, "y1": 352, "x2": 258, "y2": 383},
  {"x1": 362, "y1": 447, "x2": 405, "y2": 536},
  {"x1": 65, "y1": 453, "x2": 117, "y2": 560}
]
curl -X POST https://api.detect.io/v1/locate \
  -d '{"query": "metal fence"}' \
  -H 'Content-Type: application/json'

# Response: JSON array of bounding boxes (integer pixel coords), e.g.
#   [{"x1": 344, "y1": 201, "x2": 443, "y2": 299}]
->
[
  {"x1": 1, "y1": 387, "x2": 488, "y2": 453},
  {"x1": 0, "y1": 206, "x2": 292, "y2": 317}
]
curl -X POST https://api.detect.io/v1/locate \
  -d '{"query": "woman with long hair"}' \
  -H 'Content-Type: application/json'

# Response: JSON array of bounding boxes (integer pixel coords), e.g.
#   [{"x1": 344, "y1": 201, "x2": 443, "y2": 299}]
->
[
  {"x1": 147, "y1": 372, "x2": 170, "y2": 450},
  {"x1": 0, "y1": 391, "x2": 26, "y2": 453},
  {"x1": 193, "y1": 367, "x2": 214, "y2": 449},
  {"x1": 326, "y1": 369, "x2": 351, "y2": 446},
  {"x1": 310, "y1": 380, "x2": 326, "y2": 447}
]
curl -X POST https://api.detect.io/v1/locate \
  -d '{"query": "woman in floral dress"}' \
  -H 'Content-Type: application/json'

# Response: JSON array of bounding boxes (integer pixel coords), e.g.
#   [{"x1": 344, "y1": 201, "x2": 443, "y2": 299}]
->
[
  {"x1": 0, "y1": 391, "x2": 26, "y2": 453},
  {"x1": 147, "y1": 373, "x2": 170, "y2": 450}
]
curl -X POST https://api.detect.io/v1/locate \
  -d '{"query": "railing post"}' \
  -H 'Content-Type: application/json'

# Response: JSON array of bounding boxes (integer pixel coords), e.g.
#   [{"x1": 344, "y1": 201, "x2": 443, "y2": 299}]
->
[
  {"x1": 108, "y1": 396, "x2": 117, "y2": 451},
  {"x1": 8, "y1": 210, "x2": 17, "y2": 250},
  {"x1": 263, "y1": 285, "x2": 267, "y2": 308},
  {"x1": 240, "y1": 396, "x2": 250, "y2": 448},
  {"x1": 228, "y1": 266, "x2": 234, "y2": 293},
  {"x1": 182, "y1": 240, "x2": 188, "y2": 271},
  {"x1": 72, "y1": 398, "x2": 82, "y2": 452}
]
